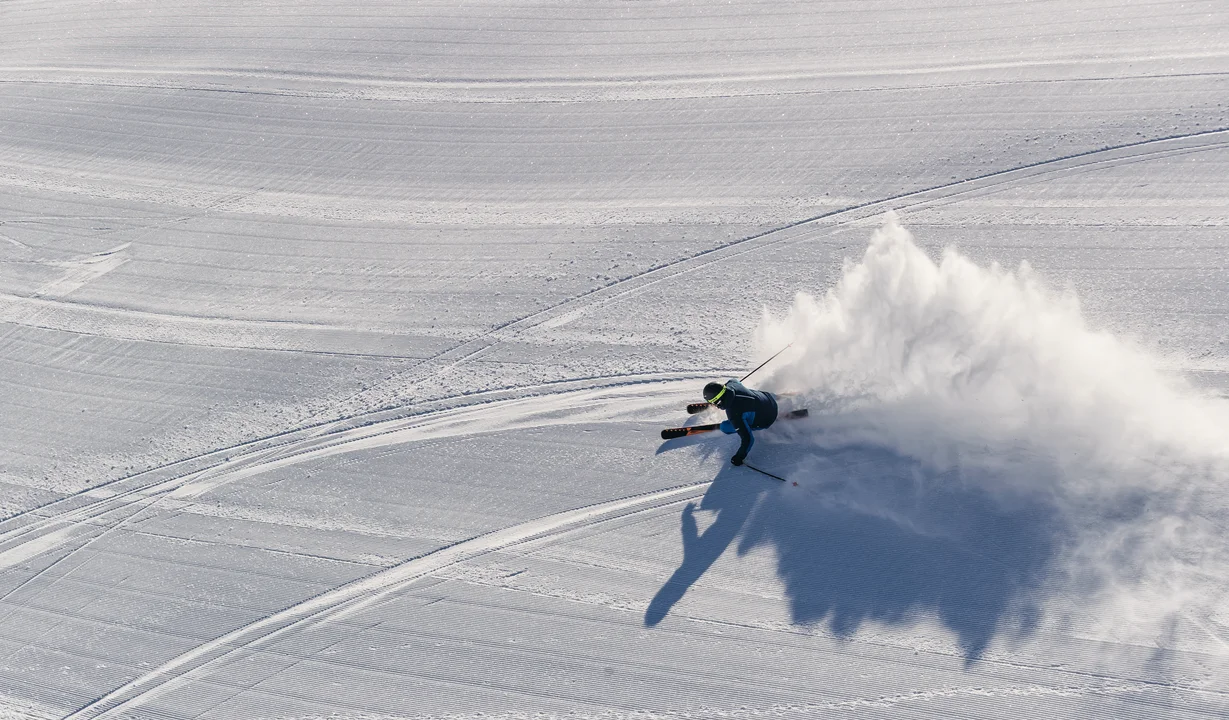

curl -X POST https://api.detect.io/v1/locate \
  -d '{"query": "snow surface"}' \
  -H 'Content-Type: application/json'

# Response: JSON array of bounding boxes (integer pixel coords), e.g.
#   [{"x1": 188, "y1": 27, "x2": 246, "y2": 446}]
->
[{"x1": 2, "y1": 1, "x2": 1229, "y2": 718}]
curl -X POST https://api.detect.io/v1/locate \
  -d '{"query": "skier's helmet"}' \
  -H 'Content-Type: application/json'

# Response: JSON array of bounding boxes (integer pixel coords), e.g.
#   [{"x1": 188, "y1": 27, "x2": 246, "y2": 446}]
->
[{"x1": 703, "y1": 381, "x2": 728, "y2": 405}]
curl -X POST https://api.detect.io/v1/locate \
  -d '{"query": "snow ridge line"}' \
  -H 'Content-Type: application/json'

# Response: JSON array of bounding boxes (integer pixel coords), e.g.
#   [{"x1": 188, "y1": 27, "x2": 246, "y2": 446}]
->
[
  {"x1": 0, "y1": 375, "x2": 708, "y2": 573},
  {"x1": 61, "y1": 480, "x2": 712, "y2": 720}
]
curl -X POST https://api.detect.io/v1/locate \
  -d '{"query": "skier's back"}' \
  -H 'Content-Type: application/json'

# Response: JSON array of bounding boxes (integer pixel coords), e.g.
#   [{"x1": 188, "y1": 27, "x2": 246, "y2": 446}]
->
[{"x1": 703, "y1": 380, "x2": 778, "y2": 466}]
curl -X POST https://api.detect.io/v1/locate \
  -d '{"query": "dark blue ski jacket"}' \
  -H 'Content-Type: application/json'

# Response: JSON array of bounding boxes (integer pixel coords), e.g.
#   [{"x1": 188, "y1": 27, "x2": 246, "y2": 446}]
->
[{"x1": 714, "y1": 380, "x2": 778, "y2": 465}]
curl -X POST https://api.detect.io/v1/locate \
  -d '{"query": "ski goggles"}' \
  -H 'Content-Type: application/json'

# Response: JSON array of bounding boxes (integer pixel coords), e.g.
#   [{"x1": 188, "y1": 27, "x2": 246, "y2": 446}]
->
[{"x1": 706, "y1": 385, "x2": 728, "y2": 405}]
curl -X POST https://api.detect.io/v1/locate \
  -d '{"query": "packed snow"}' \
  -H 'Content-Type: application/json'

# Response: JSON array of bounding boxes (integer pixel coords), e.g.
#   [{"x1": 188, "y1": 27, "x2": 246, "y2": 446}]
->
[{"x1": 1, "y1": 1, "x2": 1228, "y2": 718}]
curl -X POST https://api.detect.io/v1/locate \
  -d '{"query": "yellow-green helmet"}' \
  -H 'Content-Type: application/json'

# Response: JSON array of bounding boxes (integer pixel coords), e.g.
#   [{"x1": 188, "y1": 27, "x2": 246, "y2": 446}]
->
[{"x1": 703, "y1": 382, "x2": 728, "y2": 406}]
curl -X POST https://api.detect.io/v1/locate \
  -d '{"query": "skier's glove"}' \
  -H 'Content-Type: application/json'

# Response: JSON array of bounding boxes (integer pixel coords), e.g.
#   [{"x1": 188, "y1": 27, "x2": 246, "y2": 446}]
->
[{"x1": 730, "y1": 455, "x2": 744, "y2": 466}]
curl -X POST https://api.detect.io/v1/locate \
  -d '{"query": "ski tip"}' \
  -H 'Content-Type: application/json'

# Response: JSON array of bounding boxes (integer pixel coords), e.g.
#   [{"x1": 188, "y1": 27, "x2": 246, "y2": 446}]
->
[
  {"x1": 661, "y1": 428, "x2": 689, "y2": 440},
  {"x1": 686, "y1": 403, "x2": 709, "y2": 414},
  {"x1": 789, "y1": 408, "x2": 809, "y2": 418}
]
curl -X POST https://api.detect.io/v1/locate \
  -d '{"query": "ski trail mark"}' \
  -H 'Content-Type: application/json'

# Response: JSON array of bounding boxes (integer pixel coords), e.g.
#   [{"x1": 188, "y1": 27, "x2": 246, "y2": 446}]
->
[
  {"x1": 0, "y1": 291, "x2": 424, "y2": 359},
  {"x1": 531, "y1": 129, "x2": 1229, "y2": 332},
  {"x1": 0, "y1": 226, "x2": 28, "y2": 249},
  {"x1": 0, "y1": 375, "x2": 707, "y2": 573},
  {"x1": 335, "y1": 128, "x2": 1229, "y2": 410},
  {"x1": 4, "y1": 59, "x2": 1228, "y2": 103},
  {"x1": 33, "y1": 243, "x2": 129, "y2": 298},
  {"x1": 62, "y1": 481, "x2": 710, "y2": 720},
  {"x1": 4, "y1": 133, "x2": 1222, "y2": 401}
]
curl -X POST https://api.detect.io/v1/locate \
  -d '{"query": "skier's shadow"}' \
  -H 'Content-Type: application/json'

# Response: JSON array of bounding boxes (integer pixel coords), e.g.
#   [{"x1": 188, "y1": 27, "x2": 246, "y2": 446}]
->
[
  {"x1": 646, "y1": 440, "x2": 1064, "y2": 662},
  {"x1": 643, "y1": 465, "x2": 764, "y2": 628}
]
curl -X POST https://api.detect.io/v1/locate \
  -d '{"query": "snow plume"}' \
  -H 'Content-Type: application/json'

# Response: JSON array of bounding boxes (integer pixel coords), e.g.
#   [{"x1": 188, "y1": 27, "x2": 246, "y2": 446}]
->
[{"x1": 751, "y1": 212, "x2": 1229, "y2": 651}]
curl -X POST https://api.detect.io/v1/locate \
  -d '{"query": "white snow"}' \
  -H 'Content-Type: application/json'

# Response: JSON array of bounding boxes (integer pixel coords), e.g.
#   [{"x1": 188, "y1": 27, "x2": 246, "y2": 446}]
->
[
  {"x1": 1, "y1": 1, "x2": 1228, "y2": 718},
  {"x1": 755, "y1": 214, "x2": 1229, "y2": 652}
]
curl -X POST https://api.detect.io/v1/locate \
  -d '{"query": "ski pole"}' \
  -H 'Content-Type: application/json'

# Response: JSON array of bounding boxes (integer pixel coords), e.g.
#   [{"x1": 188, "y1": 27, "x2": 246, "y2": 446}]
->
[
  {"x1": 740, "y1": 342, "x2": 793, "y2": 383},
  {"x1": 743, "y1": 462, "x2": 787, "y2": 482}
]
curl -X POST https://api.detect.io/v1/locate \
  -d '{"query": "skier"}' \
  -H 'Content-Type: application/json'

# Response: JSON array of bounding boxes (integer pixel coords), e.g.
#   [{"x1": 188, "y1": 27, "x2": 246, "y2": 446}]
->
[{"x1": 702, "y1": 379, "x2": 778, "y2": 466}]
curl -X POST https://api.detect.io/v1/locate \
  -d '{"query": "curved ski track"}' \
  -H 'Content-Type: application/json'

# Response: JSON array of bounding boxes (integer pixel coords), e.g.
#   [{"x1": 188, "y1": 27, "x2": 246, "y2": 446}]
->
[
  {"x1": 7, "y1": 130, "x2": 1221, "y2": 551},
  {"x1": 0, "y1": 375, "x2": 722, "y2": 719},
  {"x1": 0, "y1": 374, "x2": 712, "y2": 574},
  {"x1": 7, "y1": 130, "x2": 1227, "y2": 719},
  {"x1": 0, "y1": 373, "x2": 721, "y2": 719},
  {"x1": 62, "y1": 480, "x2": 712, "y2": 720}
]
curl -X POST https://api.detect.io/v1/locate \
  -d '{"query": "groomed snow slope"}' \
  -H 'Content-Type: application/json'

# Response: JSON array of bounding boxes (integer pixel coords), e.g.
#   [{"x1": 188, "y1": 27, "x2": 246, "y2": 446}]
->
[{"x1": 1, "y1": 1, "x2": 1228, "y2": 718}]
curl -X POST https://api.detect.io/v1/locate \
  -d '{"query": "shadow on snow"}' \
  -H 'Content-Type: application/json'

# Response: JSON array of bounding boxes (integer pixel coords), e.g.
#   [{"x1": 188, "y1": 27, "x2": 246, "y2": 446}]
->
[{"x1": 647, "y1": 438, "x2": 1064, "y2": 662}]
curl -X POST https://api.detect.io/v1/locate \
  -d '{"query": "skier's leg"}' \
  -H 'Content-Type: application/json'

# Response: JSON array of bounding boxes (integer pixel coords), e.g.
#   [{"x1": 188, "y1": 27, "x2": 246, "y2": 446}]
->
[
  {"x1": 723, "y1": 412, "x2": 760, "y2": 434},
  {"x1": 733, "y1": 412, "x2": 758, "y2": 463}
]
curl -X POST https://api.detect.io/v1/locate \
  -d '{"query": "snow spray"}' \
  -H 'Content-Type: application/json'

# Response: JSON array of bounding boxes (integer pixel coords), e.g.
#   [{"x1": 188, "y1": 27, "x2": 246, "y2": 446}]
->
[{"x1": 751, "y1": 212, "x2": 1229, "y2": 645}]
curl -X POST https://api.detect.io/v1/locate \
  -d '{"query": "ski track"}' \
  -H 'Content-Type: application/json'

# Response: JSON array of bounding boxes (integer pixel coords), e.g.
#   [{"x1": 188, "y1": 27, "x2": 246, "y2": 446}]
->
[
  {"x1": 2, "y1": 134, "x2": 1223, "y2": 711},
  {"x1": 2, "y1": 57, "x2": 1227, "y2": 103},
  {"x1": 0, "y1": 229, "x2": 30, "y2": 249},
  {"x1": 28, "y1": 358, "x2": 1225, "y2": 718},
  {"x1": 0, "y1": 370, "x2": 713, "y2": 538},
  {"x1": 4, "y1": 117, "x2": 1225, "y2": 720},
  {"x1": 528, "y1": 128, "x2": 1229, "y2": 332},
  {"x1": 4, "y1": 128, "x2": 1224, "y2": 412},
  {"x1": 31, "y1": 243, "x2": 130, "y2": 299},
  {"x1": 4, "y1": 6, "x2": 1226, "y2": 719},
  {"x1": 0, "y1": 374, "x2": 713, "y2": 576},
  {"x1": 258, "y1": 126, "x2": 1229, "y2": 421},
  {"x1": 0, "y1": 374, "x2": 721, "y2": 718},
  {"x1": 60, "y1": 482, "x2": 711, "y2": 720},
  {"x1": 0, "y1": 292, "x2": 429, "y2": 360}
]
